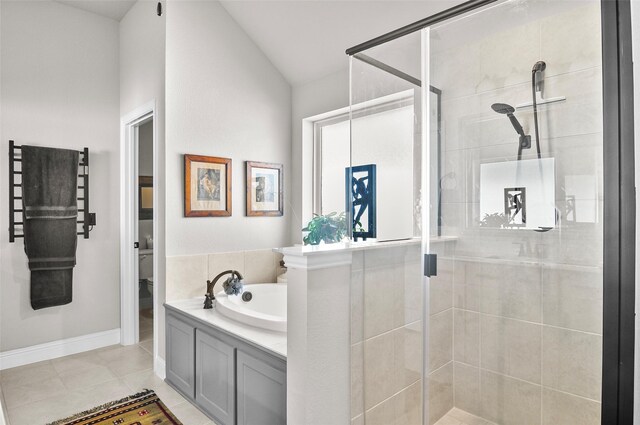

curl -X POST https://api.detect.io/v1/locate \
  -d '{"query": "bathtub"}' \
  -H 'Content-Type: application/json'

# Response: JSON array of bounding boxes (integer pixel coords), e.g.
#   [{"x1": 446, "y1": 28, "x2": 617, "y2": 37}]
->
[{"x1": 215, "y1": 284, "x2": 287, "y2": 332}]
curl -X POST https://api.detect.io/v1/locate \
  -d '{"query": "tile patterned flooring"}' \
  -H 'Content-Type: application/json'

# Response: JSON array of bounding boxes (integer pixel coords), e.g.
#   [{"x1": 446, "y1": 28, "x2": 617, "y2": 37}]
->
[
  {"x1": 435, "y1": 408, "x2": 497, "y2": 425},
  {"x1": 0, "y1": 312, "x2": 217, "y2": 425}
]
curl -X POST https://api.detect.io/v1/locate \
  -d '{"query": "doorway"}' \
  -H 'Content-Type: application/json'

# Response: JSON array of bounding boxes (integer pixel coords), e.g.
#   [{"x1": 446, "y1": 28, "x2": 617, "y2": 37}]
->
[
  {"x1": 137, "y1": 119, "x2": 154, "y2": 352},
  {"x1": 120, "y1": 101, "x2": 158, "y2": 370}
]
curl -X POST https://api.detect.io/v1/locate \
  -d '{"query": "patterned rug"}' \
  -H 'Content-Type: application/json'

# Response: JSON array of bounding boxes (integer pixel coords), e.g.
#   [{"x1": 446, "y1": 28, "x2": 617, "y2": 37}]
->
[{"x1": 46, "y1": 389, "x2": 182, "y2": 425}]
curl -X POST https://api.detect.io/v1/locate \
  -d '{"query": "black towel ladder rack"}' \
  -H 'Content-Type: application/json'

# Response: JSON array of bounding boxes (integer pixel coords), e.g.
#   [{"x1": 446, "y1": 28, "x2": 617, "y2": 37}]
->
[{"x1": 8, "y1": 140, "x2": 94, "y2": 242}]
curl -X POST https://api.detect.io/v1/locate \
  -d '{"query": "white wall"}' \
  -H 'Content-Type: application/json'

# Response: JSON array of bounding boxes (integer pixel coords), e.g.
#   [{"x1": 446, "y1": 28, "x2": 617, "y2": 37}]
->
[
  {"x1": 119, "y1": 0, "x2": 166, "y2": 359},
  {"x1": 165, "y1": 0, "x2": 291, "y2": 256},
  {"x1": 0, "y1": 1, "x2": 120, "y2": 351},
  {"x1": 290, "y1": 69, "x2": 349, "y2": 243}
]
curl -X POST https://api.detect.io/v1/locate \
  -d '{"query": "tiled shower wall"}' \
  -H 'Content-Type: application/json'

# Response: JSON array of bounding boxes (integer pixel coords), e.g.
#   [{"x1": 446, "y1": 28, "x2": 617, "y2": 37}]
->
[
  {"x1": 430, "y1": 2, "x2": 603, "y2": 425},
  {"x1": 350, "y1": 244, "x2": 423, "y2": 425},
  {"x1": 166, "y1": 249, "x2": 284, "y2": 302}
]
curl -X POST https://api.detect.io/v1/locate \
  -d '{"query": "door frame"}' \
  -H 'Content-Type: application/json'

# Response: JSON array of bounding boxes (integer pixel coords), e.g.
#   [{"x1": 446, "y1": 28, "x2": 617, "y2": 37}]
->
[{"x1": 120, "y1": 100, "x2": 157, "y2": 353}]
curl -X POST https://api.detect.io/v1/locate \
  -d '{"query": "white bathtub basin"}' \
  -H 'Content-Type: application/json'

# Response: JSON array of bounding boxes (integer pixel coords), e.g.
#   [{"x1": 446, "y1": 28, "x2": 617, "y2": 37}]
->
[{"x1": 215, "y1": 284, "x2": 287, "y2": 332}]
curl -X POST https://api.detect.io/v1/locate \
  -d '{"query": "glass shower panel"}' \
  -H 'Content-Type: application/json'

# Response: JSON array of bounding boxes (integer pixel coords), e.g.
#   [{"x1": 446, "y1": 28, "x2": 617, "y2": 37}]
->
[
  {"x1": 424, "y1": 1, "x2": 603, "y2": 424},
  {"x1": 349, "y1": 31, "x2": 425, "y2": 425}
]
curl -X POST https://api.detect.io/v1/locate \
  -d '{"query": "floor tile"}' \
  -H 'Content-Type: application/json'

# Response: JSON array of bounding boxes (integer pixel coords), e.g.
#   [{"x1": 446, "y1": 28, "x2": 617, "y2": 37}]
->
[
  {"x1": 51, "y1": 351, "x2": 107, "y2": 374},
  {"x1": 58, "y1": 364, "x2": 117, "y2": 390},
  {"x1": 2, "y1": 376, "x2": 67, "y2": 409},
  {"x1": 172, "y1": 400, "x2": 213, "y2": 425},
  {"x1": 121, "y1": 369, "x2": 186, "y2": 408},
  {"x1": 0, "y1": 360, "x2": 57, "y2": 389}
]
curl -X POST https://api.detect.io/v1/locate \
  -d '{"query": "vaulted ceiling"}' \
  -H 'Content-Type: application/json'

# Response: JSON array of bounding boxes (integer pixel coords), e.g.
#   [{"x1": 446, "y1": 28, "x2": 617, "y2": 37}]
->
[{"x1": 54, "y1": 0, "x2": 464, "y2": 86}]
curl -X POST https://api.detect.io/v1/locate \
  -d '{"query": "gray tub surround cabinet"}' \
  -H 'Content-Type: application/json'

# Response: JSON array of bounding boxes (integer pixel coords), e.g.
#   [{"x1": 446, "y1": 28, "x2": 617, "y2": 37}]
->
[{"x1": 165, "y1": 298, "x2": 286, "y2": 425}]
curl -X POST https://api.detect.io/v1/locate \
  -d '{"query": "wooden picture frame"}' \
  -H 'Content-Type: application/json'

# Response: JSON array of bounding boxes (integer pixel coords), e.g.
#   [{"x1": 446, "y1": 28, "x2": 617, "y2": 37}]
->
[
  {"x1": 246, "y1": 161, "x2": 283, "y2": 217},
  {"x1": 184, "y1": 154, "x2": 232, "y2": 217},
  {"x1": 139, "y1": 176, "x2": 153, "y2": 220}
]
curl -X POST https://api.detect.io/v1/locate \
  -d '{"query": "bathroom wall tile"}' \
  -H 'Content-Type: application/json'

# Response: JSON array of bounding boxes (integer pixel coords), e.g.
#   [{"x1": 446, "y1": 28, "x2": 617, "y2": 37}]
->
[
  {"x1": 430, "y1": 258, "x2": 453, "y2": 316},
  {"x1": 207, "y1": 251, "x2": 245, "y2": 280},
  {"x1": 243, "y1": 249, "x2": 277, "y2": 283},
  {"x1": 351, "y1": 270, "x2": 364, "y2": 344},
  {"x1": 365, "y1": 396, "x2": 395, "y2": 425},
  {"x1": 542, "y1": 265, "x2": 603, "y2": 334},
  {"x1": 540, "y1": 2, "x2": 601, "y2": 77},
  {"x1": 440, "y1": 202, "x2": 465, "y2": 237},
  {"x1": 352, "y1": 251, "x2": 364, "y2": 272},
  {"x1": 431, "y1": 35, "x2": 482, "y2": 100},
  {"x1": 453, "y1": 309, "x2": 479, "y2": 366},
  {"x1": 364, "y1": 331, "x2": 395, "y2": 409},
  {"x1": 481, "y1": 315, "x2": 541, "y2": 384},
  {"x1": 480, "y1": 262, "x2": 542, "y2": 323},
  {"x1": 542, "y1": 326, "x2": 602, "y2": 400},
  {"x1": 480, "y1": 370, "x2": 541, "y2": 425},
  {"x1": 166, "y1": 254, "x2": 208, "y2": 301},
  {"x1": 364, "y1": 245, "x2": 407, "y2": 270},
  {"x1": 428, "y1": 362, "x2": 453, "y2": 425},
  {"x1": 440, "y1": 149, "x2": 468, "y2": 204},
  {"x1": 429, "y1": 309, "x2": 453, "y2": 371},
  {"x1": 453, "y1": 260, "x2": 480, "y2": 312},
  {"x1": 274, "y1": 251, "x2": 284, "y2": 269},
  {"x1": 395, "y1": 380, "x2": 422, "y2": 425},
  {"x1": 475, "y1": 19, "x2": 540, "y2": 95},
  {"x1": 542, "y1": 388, "x2": 600, "y2": 425},
  {"x1": 364, "y1": 264, "x2": 404, "y2": 339},
  {"x1": 440, "y1": 82, "x2": 532, "y2": 152},
  {"x1": 394, "y1": 321, "x2": 422, "y2": 393},
  {"x1": 351, "y1": 342, "x2": 364, "y2": 419},
  {"x1": 453, "y1": 362, "x2": 480, "y2": 417},
  {"x1": 399, "y1": 256, "x2": 423, "y2": 327},
  {"x1": 540, "y1": 67, "x2": 603, "y2": 140},
  {"x1": 352, "y1": 414, "x2": 364, "y2": 425}
]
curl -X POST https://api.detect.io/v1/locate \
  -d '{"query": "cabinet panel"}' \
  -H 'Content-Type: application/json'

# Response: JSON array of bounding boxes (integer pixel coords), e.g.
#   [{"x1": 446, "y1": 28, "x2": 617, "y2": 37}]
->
[
  {"x1": 195, "y1": 329, "x2": 235, "y2": 425},
  {"x1": 237, "y1": 350, "x2": 286, "y2": 425},
  {"x1": 166, "y1": 314, "x2": 195, "y2": 397}
]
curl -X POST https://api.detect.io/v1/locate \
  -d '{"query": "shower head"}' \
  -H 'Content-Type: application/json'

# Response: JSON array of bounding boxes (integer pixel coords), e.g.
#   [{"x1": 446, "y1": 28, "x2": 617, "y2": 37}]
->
[
  {"x1": 491, "y1": 102, "x2": 531, "y2": 155},
  {"x1": 491, "y1": 103, "x2": 515, "y2": 115},
  {"x1": 491, "y1": 102, "x2": 525, "y2": 137}
]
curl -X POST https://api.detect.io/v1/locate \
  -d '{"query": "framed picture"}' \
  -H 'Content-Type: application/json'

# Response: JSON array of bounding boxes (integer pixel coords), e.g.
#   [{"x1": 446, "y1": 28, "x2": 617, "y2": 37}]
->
[
  {"x1": 184, "y1": 154, "x2": 232, "y2": 217},
  {"x1": 139, "y1": 176, "x2": 153, "y2": 220},
  {"x1": 246, "y1": 161, "x2": 283, "y2": 217}
]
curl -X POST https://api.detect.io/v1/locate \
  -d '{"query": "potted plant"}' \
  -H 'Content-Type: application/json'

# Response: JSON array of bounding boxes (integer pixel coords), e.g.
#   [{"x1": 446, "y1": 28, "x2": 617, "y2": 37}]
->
[{"x1": 302, "y1": 212, "x2": 348, "y2": 245}]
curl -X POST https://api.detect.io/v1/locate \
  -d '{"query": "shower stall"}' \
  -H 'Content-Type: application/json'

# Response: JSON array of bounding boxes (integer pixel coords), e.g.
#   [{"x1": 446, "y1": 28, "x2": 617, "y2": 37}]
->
[{"x1": 343, "y1": 0, "x2": 634, "y2": 424}]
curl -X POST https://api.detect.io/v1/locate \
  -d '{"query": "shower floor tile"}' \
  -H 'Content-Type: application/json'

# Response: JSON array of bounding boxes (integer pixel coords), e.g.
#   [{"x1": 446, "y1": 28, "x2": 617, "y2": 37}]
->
[{"x1": 436, "y1": 407, "x2": 496, "y2": 425}]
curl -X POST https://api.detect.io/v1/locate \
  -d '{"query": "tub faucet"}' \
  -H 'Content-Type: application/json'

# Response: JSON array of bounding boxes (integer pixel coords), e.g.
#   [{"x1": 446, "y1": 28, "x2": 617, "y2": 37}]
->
[{"x1": 204, "y1": 270, "x2": 244, "y2": 309}]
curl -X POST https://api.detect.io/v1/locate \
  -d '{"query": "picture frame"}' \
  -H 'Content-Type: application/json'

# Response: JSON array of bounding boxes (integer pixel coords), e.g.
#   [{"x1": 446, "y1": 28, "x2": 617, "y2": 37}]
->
[
  {"x1": 184, "y1": 154, "x2": 232, "y2": 217},
  {"x1": 246, "y1": 161, "x2": 283, "y2": 217},
  {"x1": 139, "y1": 176, "x2": 153, "y2": 220}
]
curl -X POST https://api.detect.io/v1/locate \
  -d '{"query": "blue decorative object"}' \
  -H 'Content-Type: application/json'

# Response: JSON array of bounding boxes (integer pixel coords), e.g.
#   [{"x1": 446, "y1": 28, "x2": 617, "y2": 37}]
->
[{"x1": 346, "y1": 164, "x2": 376, "y2": 241}]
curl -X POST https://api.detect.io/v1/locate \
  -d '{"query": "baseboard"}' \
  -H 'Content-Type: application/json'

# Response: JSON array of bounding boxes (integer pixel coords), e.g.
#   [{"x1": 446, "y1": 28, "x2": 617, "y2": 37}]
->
[
  {"x1": 154, "y1": 356, "x2": 166, "y2": 380},
  {"x1": 0, "y1": 328, "x2": 121, "y2": 370}
]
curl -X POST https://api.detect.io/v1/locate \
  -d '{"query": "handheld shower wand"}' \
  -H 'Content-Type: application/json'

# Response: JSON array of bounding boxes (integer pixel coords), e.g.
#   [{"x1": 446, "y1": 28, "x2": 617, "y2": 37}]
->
[
  {"x1": 531, "y1": 61, "x2": 546, "y2": 159},
  {"x1": 491, "y1": 103, "x2": 531, "y2": 160}
]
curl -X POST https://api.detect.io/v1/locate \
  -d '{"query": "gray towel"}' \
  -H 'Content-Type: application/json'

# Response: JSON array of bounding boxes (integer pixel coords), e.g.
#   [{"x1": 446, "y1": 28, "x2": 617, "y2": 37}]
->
[{"x1": 21, "y1": 145, "x2": 79, "y2": 310}]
